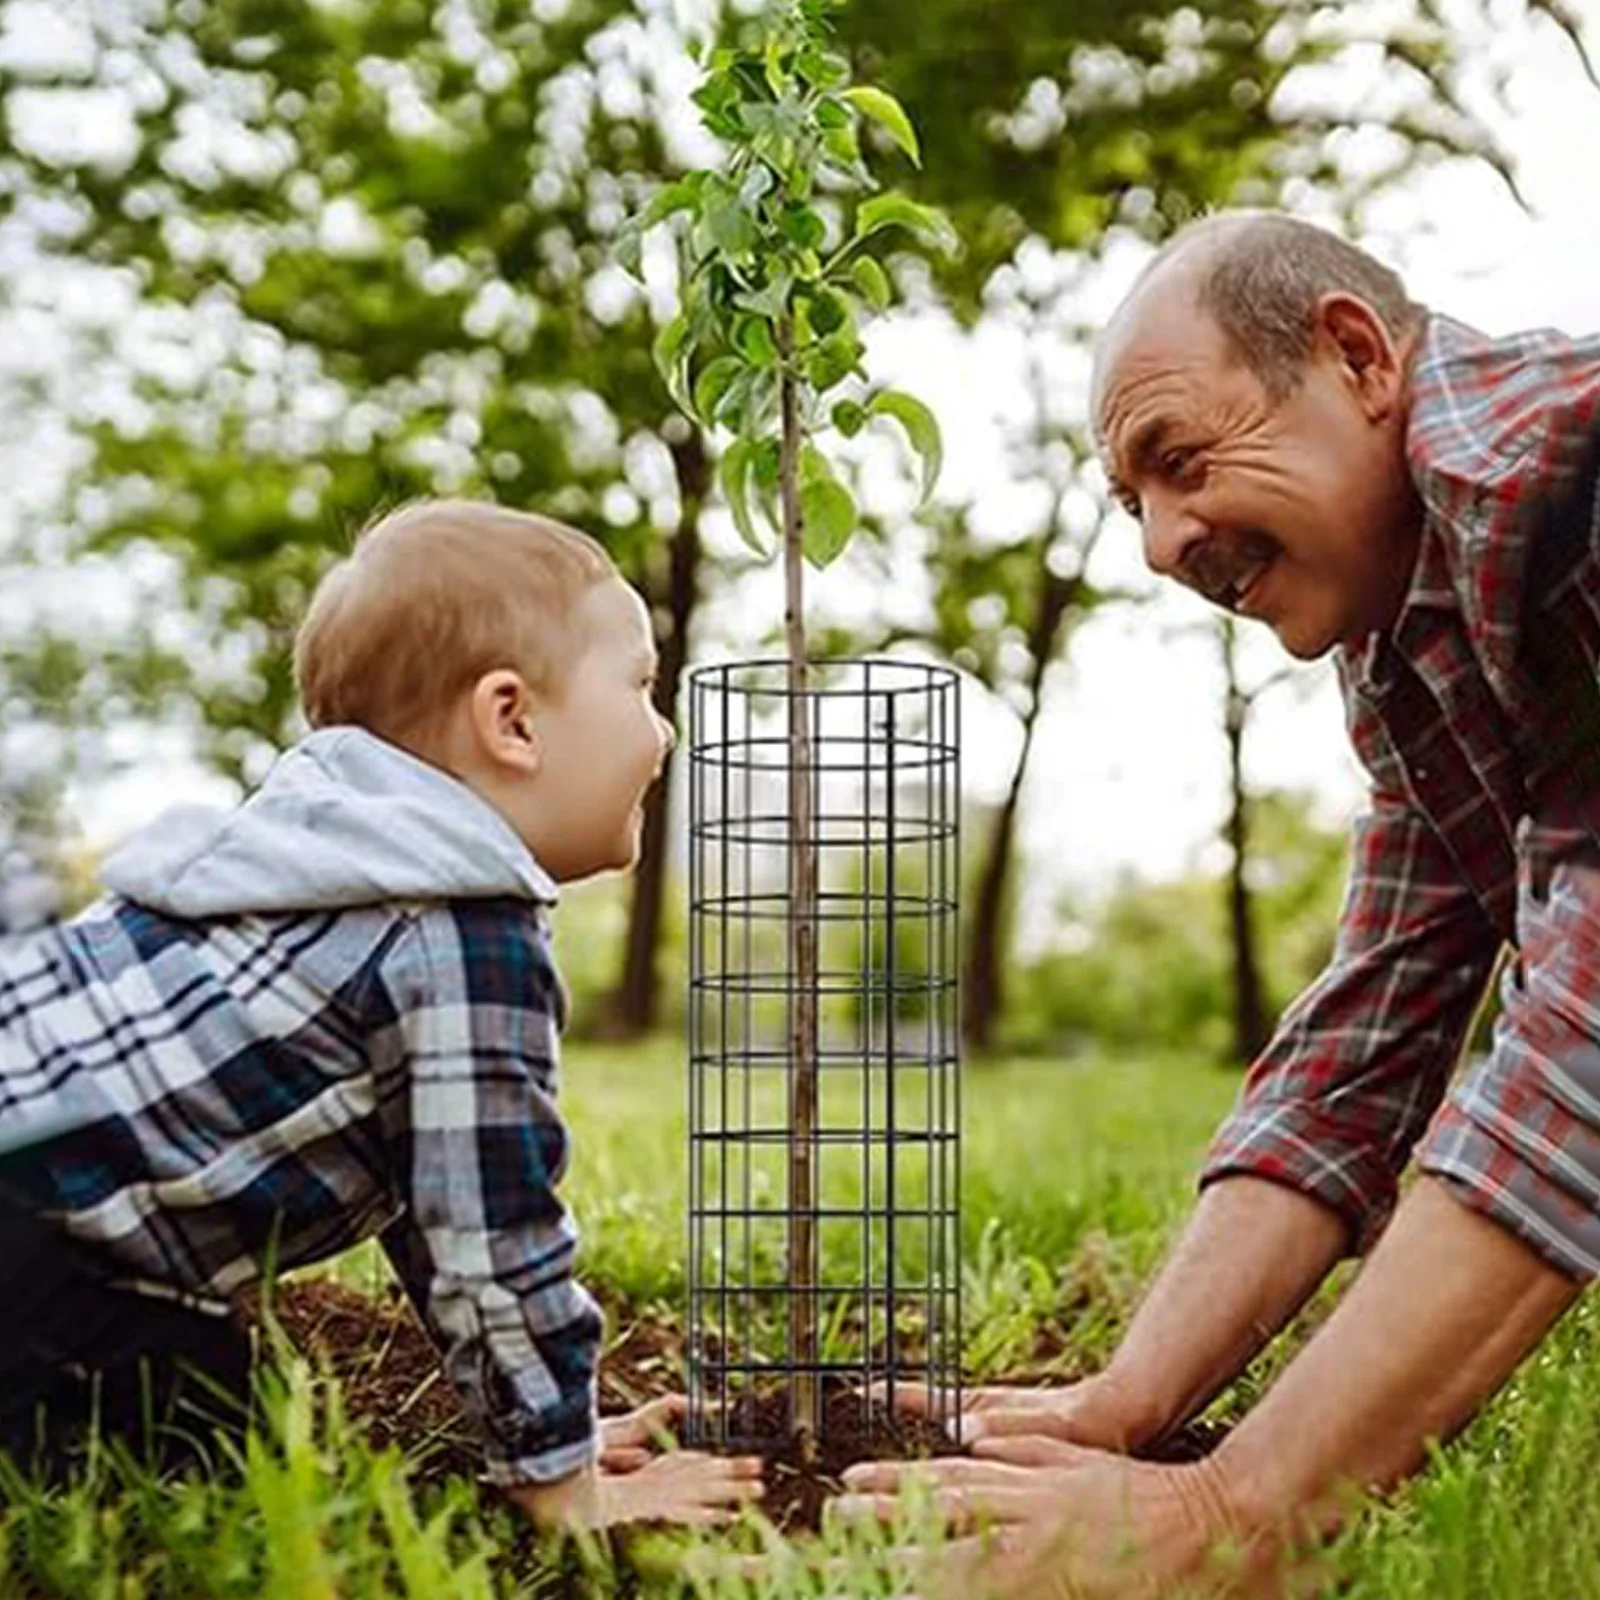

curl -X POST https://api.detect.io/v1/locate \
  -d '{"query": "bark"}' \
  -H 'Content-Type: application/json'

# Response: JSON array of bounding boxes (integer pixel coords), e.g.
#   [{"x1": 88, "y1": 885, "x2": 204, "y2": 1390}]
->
[
  {"x1": 1221, "y1": 624, "x2": 1270, "y2": 1066},
  {"x1": 609, "y1": 429, "x2": 709, "y2": 1036},
  {"x1": 963, "y1": 566, "x2": 1078, "y2": 1055},
  {"x1": 778, "y1": 330, "x2": 820, "y2": 1448}
]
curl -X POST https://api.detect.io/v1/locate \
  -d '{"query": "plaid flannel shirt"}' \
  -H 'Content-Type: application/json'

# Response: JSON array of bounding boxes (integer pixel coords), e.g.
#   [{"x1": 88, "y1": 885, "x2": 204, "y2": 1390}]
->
[
  {"x1": 0, "y1": 892, "x2": 601, "y2": 1484},
  {"x1": 1203, "y1": 313, "x2": 1600, "y2": 1278}
]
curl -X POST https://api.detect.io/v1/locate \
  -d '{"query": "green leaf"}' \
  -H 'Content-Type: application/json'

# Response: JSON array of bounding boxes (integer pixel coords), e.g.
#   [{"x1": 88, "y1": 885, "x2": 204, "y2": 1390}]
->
[
  {"x1": 719, "y1": 439, "x2": 769, "y2": 558},
  {"x1": 638, "y1": 177, "x2": 701, "y2": 231},
  {"x1": 705, "y1": 193, "x2": 758, "y2": 257},
  {"x1": 868, "y1": 389, "x2": 943, "y2": 502},
  {"x1": 821, "y1": 122, "x2": 863, "y2": 172},
  {"x1": 734, "y1": 269, "x2": 793, "y2": 320},
  {"x1": 800, "y1": 466, "x2": 857, "y2": 568},
  {"x1": 692, "y1": 356, "x2": 743, "y2": 426},
  {"x1": 780, "y1": 203, "x2": 826, "y2": 251},
  {"x1": 842, "y1": 86, "x2": 921, "y2": 166},
  {"x1": 739, "y1": 164, "x2": 775, "y2": 207},
  {"x1": 850, "y1": 257, "x2": 891, "y2": 311},
  {"x1": 734, "y1": 316, "x2": 779, "y2": 368},
  {"x1": 763, "y1": 41, "x2": 787, "y2": 96},
  {"x1": 750, "y1": 438, "x2": 781, "y2": 492},
  {"x1": 796, "y1": 47, "x2": 849, "y2": 91},
  {"x1": 652, "y1": 315, "x2": 694, "y2": 410},
  {"x1": 852, "y1": 192, "x2": 959, "y2": 256},
  {"x1": 806, "y1": 286, "x2": 849, "y2": 336},
  {"x1": 806, "y1": 330, "x2": 863, "y2": 392},
  {"x1": 831, "y1": 398, "x2": 866, "y2": 437}
]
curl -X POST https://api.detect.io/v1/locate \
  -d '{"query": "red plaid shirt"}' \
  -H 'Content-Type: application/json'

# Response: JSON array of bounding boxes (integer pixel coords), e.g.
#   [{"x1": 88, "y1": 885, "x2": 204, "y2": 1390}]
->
[{"x1": 1203, "y1": 314, "x2": 1600, "y2": 1279}]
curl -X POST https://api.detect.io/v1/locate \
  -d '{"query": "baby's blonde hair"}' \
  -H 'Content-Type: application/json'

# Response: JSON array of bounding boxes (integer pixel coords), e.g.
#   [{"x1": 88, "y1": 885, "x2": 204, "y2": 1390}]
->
[{"x1": 295, "y1": 498, "x2": 618, "y2": 750}]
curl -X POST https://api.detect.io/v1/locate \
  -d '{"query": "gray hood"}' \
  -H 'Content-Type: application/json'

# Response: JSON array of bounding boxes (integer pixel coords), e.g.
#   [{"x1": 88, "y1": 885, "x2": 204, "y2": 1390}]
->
[{"x1": 102, "y1": 727, "x2": 557, "y2": 919}]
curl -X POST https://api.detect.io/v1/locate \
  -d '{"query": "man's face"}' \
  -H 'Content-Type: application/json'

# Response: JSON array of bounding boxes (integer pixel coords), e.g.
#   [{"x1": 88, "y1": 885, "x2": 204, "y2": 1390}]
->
[{"x1": 1094, "y1": 279, "x2": 1420, "y2": 659}]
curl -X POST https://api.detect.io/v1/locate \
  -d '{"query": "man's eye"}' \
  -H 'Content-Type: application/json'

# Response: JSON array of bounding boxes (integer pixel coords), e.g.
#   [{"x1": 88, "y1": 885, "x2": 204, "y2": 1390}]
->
[{"x1": 1161, "y1": 448, "x2": 1202, "y2": 482}]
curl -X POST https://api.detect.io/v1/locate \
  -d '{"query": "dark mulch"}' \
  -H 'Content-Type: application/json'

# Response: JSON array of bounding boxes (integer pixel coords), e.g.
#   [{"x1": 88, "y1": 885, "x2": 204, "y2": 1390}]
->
[
  {"x1": 238, "y1": 1277, "x2": 1225, "y2": 1532},
  {"x1": 240, "y1": 1277, "x2": 482, "y2": 1485},
  {"x1": 714, "y1": 1381, "x2": 963, "y2": 1532}
]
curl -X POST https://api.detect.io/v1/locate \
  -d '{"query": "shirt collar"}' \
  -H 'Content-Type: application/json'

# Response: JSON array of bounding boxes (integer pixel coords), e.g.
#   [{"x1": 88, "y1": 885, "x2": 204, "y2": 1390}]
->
[{"x1": 1343, "y1": 312, "x2": 1505, "y2": 697}]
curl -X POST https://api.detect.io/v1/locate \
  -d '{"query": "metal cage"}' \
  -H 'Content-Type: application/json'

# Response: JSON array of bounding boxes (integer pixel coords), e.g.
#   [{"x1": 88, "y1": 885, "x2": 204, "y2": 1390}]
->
[{"x1": 686, "y1": 658, "x2": 961, "y2": 1451}]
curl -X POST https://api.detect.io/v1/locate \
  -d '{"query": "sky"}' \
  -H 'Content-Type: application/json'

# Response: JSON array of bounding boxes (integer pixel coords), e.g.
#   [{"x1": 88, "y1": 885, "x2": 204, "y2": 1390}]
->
[{"x1": 8, "y1": 1, "x2": 1600, "y2": 947}]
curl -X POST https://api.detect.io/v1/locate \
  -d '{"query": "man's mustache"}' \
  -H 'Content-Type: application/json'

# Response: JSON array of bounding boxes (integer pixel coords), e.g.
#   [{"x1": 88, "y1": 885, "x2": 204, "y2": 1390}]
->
[{"x1": 1178, "y1": 531, "x2": 1278, "y2": 610}]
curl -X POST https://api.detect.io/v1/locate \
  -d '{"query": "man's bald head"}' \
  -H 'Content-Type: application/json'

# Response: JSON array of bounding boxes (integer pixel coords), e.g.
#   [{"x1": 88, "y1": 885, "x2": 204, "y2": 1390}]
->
[
  {"x1": 1090, "y1": 209, "x2": 1428, "y2": 660},
  {"x1": 1096, "y1": 212, "x2": 1423, "y2": 417}
]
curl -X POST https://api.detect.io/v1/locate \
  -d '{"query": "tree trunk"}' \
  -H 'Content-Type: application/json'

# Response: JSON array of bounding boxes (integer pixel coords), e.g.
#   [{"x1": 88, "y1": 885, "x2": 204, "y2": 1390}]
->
[
  {"x1": 610, "y1": 429, "x2": 708, "y2": 1036},
  {"x1": 1221, "y1": 621, "x2": 1269, "y2": 1066},
  {"x1": 963, "y1": 566, "x2": 1077, "y2": 1055},
  {"x1": 778, "y1": 328, "x2": 819, "y2": 1449}
]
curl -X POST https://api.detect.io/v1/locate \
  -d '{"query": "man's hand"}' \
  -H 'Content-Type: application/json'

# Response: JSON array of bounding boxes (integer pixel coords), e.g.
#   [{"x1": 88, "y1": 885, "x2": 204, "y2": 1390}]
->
[
  {"x1": 598, "y1": 1394, "x2": 687, "y2": 1473},
  {"x1": 836, "y1": 1436, "x2": 1241, "y2": 1600},
  {"x1": 877, "y1": 1371, "x2": 1149, "y2": 1452}
]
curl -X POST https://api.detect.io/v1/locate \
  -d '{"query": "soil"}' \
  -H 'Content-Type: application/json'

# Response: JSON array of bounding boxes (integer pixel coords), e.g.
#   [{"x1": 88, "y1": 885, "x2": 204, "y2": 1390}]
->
[
  {"x1": 238, "y1": 1277, "x2": 1225, "y2": 1532},
  {"x1": 714, "y1": 1381, "x2": 964, "y2": 1532}
]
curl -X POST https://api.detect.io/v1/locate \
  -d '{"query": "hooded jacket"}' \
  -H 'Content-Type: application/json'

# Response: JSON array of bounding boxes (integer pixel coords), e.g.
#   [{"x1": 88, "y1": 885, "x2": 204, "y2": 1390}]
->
[{"x1": 0, "y1": 728, "x2": 600, "y2": 1485}]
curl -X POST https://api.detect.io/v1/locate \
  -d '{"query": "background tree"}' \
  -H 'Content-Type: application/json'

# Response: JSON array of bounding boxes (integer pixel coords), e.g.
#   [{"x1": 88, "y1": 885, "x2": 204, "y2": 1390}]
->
[
  {"x1": 0, "y1": 0, "x2": 721, "y2": 1033},
  {"x1": 902, "y1": 315, "x2": 1126, "y2": 1055}
]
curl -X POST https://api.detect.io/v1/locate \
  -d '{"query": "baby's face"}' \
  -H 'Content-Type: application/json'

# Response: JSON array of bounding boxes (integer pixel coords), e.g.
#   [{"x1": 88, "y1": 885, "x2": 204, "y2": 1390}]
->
[{"x1": 523, "y1": 579, "x2": 675, "y2": 881}]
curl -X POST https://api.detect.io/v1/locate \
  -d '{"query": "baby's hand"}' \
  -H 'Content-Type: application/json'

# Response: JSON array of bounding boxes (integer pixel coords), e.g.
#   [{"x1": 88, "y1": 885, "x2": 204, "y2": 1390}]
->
[
  {"x1": 599, "y1": 1448, "x2": 764, "y2": 1526},
  {"x1": 599, "y1": 1393, "x2": 687, "y2": 1473}
]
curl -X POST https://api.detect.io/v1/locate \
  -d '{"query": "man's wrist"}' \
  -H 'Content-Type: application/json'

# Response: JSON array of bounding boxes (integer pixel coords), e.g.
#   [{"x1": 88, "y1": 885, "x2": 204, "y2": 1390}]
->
[{"x1": 1084, "y1": 1363, "x2": 1171, "y2": 1450}]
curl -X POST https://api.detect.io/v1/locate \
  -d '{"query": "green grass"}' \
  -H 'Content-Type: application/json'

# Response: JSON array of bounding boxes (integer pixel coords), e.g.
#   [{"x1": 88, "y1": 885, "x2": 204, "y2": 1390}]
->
[{"x1": 5, "y1": 1039, "x2": 1600, "y2": 1597}]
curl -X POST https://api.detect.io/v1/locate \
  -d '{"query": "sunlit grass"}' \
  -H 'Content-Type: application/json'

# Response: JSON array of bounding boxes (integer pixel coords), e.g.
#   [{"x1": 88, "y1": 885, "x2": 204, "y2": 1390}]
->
[{"x1": 4, "y1": 1039, "x2": 1598, "y2": 1596}]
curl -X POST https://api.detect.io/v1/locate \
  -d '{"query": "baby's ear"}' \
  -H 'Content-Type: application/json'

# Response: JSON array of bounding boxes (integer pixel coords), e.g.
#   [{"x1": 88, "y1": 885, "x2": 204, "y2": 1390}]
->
[{"x1": 472, "y1": 669, "x2": 542, "y2": 775}]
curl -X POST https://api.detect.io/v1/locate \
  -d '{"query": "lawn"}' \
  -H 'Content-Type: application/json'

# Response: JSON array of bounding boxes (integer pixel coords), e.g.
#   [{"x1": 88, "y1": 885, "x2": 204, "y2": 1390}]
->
[{"x1": 3, "y1": 1039, "x2": 1599, "y2": 1597}]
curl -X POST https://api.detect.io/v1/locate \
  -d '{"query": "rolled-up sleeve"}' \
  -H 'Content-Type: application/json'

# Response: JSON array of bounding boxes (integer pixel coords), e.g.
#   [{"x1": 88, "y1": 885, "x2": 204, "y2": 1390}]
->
[
  {"x1": 373, "y1": 902, "x2": 601, "y2": 1485},
  {"x1": 1419, "y1": 828, "x2": 1600, "y2": 1280},
  {"x1": 1202, "y1": 788, "x2": 1502, "y2": 1249}
]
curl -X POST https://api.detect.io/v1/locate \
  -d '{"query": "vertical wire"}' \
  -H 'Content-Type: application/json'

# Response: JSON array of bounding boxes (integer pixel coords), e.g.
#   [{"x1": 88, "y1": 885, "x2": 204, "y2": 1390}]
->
[
  {"x1": 810, "y1": 673, "x2": 824, "y2": 1424},
  {"x1": 783, "y1": 674, "x2": 795, "y2": 1425},
  {"x1": 884, "y1": 683, "x2": 899, "y2": 1406},
  {"x1": 860, "y1": 662, "x2": 875, "y2": 1429},
  {"x1": 922, "y1": 671, "x2": 936, "y2": 1408},
  {"x1": 950, "y1": 670, "x2": 963, "y2": 1434},
  {"x1": 687, "y1": 669, "x2": 702, "y2": 1444},
  {"x1": 718, "y1": 669, "x2": 733, "y2": 1444},
  {"x1": 741, "y1": 679, "x2": 755, "y2": 1438}
]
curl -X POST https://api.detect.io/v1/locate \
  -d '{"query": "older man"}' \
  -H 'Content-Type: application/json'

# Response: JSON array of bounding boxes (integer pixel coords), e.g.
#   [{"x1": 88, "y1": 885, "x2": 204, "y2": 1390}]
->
[{"x1": 843, "y1": 211, "x2": 1600, "y2": 1595}]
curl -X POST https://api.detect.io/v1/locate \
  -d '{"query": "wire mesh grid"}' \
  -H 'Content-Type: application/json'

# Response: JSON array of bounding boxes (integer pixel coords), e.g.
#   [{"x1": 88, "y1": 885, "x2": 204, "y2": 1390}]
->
[{"x1": 686, "y1": 658, "x2": 961, "y2": 1450}]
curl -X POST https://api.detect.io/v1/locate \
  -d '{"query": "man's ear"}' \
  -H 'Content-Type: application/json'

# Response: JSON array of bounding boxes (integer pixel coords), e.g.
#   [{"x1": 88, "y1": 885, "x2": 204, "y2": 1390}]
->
[
  {"x1": 1314, "y1": 292, "x2": 1404, "y2": 422},
  {"x1": 470, "y1": 669, "x2": 542, "y2": 775}
]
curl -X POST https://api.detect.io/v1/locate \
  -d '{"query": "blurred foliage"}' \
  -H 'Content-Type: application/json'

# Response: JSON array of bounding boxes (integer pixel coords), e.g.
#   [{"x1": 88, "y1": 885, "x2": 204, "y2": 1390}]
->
[
  {"x1": 1005, "y1": 790, "x2": 1348, "y2": 1060},
  {"x1": 0, "y1": 0, "x2": 1589, "y2": 1045},
  {"x1": 0, "y1": 0, "x2": 720, "y2": 779},
  {"x1": 836, "y1": 0, "x2": 1553, "y2": 314}
]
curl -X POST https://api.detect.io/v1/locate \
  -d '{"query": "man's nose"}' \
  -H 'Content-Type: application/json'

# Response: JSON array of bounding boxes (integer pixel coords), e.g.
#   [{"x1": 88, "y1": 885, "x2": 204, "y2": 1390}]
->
[
  {"x1": 1141, "y1": 493, "x2": 1207, "y2": 580},
  {"x1": 657, "y1": 713, "x2": 677, "y2": 757}
]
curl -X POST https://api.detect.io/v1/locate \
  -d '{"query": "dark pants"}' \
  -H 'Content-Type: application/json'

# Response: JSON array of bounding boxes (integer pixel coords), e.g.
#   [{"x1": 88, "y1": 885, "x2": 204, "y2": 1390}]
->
[{"x1": 0, "y1": 1193, "x2": 254, "y2": 1480}]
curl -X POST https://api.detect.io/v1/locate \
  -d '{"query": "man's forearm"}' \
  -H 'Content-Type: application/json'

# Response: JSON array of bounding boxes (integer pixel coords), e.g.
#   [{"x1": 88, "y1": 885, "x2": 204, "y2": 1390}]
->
[
  {"x1": 1101, "y1": 1176, "x2": 1349, "y2": 1445},
  {"x1": 1213, "y1": 1175, "x2": 1579, "y2": 1544}
]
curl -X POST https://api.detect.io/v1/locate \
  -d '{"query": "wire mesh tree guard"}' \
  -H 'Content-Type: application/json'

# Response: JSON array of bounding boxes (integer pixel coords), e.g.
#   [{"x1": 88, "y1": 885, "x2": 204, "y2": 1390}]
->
[{"x1": 686, "y1": 658, "x2": 961, "y2": 1455}]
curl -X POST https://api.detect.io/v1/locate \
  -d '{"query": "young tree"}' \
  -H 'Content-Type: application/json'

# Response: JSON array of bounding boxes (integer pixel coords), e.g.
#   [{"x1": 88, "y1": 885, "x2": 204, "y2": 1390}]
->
[{"x1": 624, "y1": 0, "x2": 947, "y2": 1444}]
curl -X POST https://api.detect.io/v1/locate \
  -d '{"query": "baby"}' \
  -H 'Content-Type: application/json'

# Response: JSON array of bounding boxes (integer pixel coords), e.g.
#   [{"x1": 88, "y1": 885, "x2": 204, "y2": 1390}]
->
[{"x1": 0, "y1": 499, "x2": 761, "y2": 1528}]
